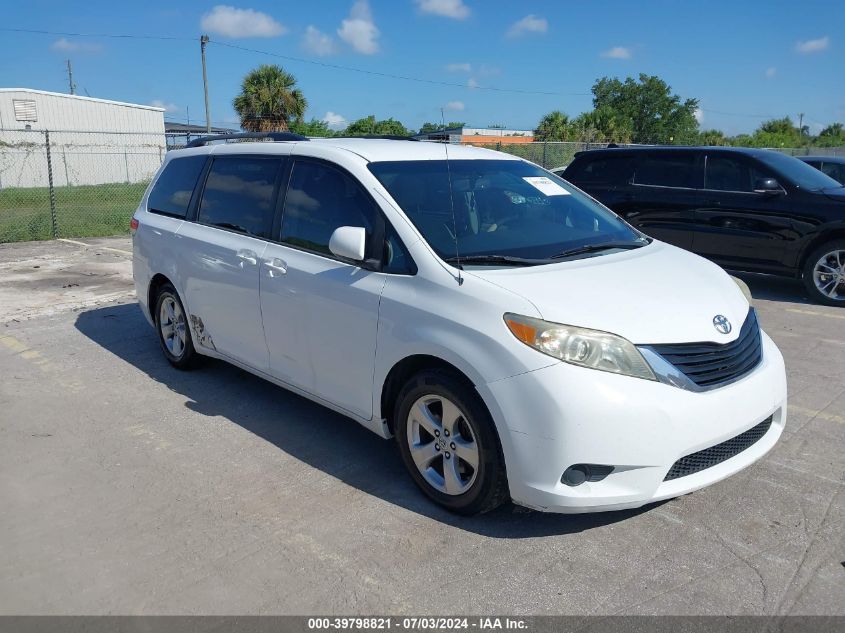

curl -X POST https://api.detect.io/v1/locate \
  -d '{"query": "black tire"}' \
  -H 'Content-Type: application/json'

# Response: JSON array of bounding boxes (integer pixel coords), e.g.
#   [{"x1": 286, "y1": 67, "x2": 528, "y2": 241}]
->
[
  {"x1": 394, "y1": 369, "x2": 509, "y2": 515},
  {"x1": 153, "y1": 283, "x2": 201, "y2": 369},
  {"x1": 802, "y1": 239, "x2": 845, "y2": 307}
]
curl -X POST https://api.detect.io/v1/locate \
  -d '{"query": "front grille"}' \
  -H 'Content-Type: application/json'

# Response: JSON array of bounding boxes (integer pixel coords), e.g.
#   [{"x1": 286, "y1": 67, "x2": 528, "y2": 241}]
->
[
  {"x1": 648, "y1": 309, "x2": 762, "y2": 389},
  {"x1": 664, "y1": 416, "x2": 773, "y2": 481}
]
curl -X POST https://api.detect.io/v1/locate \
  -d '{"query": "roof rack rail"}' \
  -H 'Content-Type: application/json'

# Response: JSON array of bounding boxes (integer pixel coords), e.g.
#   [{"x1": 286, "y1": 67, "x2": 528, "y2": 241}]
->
[
  {"x1": 187, "y1": 131, "x2": 309, "y2": 147},
  {"x1": 335, "y1": 135, "x2": 418, "y2": 141}
]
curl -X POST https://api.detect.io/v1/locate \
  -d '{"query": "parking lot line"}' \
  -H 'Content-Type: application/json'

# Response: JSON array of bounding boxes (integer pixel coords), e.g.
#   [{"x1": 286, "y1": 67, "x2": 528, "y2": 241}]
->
[
  {"x1": 58, "y1": 237, "x2": 133, "y2": 257},
  {"x1": 785, "y1": 307, "x2": 845, "y2": 321},
  {"x1": 787, "y1": 404, "x2": 845, "y2": 426}
]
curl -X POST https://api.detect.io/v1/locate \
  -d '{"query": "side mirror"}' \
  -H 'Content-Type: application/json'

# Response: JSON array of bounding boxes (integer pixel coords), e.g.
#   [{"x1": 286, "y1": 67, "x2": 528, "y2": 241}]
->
[
  {"x1": 329, "y1": 226, "x2": 367, "y2": 261},
  {"x1": 753, "y1": 178, "x2": 783, "y2": 195}
]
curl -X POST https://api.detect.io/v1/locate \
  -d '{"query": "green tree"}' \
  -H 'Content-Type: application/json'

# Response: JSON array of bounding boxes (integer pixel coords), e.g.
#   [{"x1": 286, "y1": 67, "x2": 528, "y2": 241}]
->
[
  {"x1": 750, "y1": 117, "x2": 801, "y2": 148},
  {"x1": 418, "y1": 121, "x2": 465, "y2": 134},
  {"x1": 232, "y1": 64, "x2": 307, "y2": 132},
  {"x1": 698, "y1": 129, "x2": 728, "y2": 146},
  {"x1": 816, "y1": 122, "x2": 845, "y2": 147},
  {"x1": 289, "y1": 118, "x2": 335, "y2": 137},
  {"x1": 534, "y1": 111, "x2": 571, "y2": 141},
  {"x1": 591, "y1": 74, "x2": 699, "y2": 144},
  {"x1": 572, "y1": 108, "x2": 634, "y2": 143},
  {"x1": 344, "y1": 115, "x2": 411, "y2": 137}
]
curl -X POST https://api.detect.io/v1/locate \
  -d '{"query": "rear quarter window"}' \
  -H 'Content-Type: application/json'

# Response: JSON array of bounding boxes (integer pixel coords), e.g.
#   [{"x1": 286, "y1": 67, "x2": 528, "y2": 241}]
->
[
  {"x1": 565, "y1": 155, "x2": 632, "y2": 186},
  {"x1": 147, "y1": 155, "x2": 207, "y2": 218},
  {"x1": 633, "y1": 153, "x2": 699, "y2": 188}
]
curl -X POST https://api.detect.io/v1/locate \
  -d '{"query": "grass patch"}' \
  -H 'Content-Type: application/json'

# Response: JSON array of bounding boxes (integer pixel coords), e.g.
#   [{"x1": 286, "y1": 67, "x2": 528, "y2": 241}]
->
[{"x1": 0, "y1": 181, "x2": 148, "y2": 243}]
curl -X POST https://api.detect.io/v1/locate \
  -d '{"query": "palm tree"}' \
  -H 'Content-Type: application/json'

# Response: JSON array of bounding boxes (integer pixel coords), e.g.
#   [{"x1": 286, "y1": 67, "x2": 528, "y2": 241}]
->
[
  {"x1": 232, "y1": 64, "x2": 307, "y2": 132},
  {"x1": 534, "y1": 111, "x2": 571, "y2": 141}
]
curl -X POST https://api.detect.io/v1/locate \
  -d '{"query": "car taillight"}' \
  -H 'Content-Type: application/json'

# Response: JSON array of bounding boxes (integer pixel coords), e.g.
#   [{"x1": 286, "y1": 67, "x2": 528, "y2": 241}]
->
[{"x1": 130, "y1": 217, "x2": 139, "y2": 235}]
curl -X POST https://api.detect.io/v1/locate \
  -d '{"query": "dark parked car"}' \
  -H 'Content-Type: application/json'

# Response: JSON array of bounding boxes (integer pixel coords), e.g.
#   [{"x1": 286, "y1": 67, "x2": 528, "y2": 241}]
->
[
  {"x1": 561, "y1": 147, "x2": 845, "y2": 306},
  {"x1": 799, "y1": 156, "x2": 845, "y2": 185}
]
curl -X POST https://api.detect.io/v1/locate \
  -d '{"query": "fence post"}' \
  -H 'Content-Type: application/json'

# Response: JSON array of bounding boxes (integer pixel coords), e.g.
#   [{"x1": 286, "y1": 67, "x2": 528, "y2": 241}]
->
[{"x1": 44, "y1": 130, "x2": 59, "y2": 239}]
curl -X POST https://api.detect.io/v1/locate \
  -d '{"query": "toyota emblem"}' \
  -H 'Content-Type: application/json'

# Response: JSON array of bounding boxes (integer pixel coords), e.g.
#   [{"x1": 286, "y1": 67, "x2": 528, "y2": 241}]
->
[{"x1": 713, "y1": 315, "x2": 732, "y2": 334}]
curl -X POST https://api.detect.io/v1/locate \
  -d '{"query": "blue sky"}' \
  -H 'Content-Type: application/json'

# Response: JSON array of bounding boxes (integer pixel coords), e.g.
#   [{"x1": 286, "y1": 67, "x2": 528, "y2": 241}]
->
[{"x1": 1, "y1": 0, "x2": 842, "y2": 135}]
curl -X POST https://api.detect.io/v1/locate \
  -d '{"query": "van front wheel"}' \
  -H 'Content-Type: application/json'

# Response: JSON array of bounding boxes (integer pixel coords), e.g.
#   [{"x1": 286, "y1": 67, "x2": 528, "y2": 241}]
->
[{"x1": 394, "y1": 369, "x2": 509, "y2": 515}]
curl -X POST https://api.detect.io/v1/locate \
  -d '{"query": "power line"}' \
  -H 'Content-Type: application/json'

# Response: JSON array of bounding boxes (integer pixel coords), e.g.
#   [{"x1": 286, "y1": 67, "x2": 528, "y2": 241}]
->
[
  {"x1": 0, "y1": 27, "x2": 192, "y2": 41},
  {"x1": 210, "y1": 41, "x2": 591, "y2": 97},
  {"x1": 2, "y1": 27, "x2": 832, "y2": 124}
]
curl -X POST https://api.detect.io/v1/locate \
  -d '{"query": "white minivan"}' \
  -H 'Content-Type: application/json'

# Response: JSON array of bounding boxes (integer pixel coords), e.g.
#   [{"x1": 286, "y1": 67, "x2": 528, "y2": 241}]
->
[{"x1": 132, "y1": 133, "x2": 787, "y2": 515}]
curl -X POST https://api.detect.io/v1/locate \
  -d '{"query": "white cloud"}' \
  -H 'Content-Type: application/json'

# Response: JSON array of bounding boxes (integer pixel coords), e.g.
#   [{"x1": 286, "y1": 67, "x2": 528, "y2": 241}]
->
[
  {"x1": 467, "y1": 78, "x2": 479, "y2": 89},
  {"x1": 200, "y1": 5, "x2": 286, "y2": 38},
  {"x1": 765, "y1": 66, "x2": 777, "y2": 78},
  {"x1": 694, "y1": 108, "x2": 704, "y2": 124},
  {"x1": 322, "y1": 111, "x2": 347, "y2": 130},
  {"x1": 601, "y1": 46, "x2": 631, "y2": 59},
  {"x1": 446, "y1": 62, "x2": 472, "y2": 72},
  {"x1": 445, "y1": 101, "x2": 465, "y2": 111},
  {"x1": 338, "y1": 0, "x2": 380, "y2": 55},
  {"x1": 50, "y1": 38, "x2": 101, "y2": 53},
  {"x1": 795, "y1": 36, "x2": 829, "y2": 54},
  {"x1": 149, "y1": 100, "x2": 180, "y2": 113},
  {"x1": 302, "y1": 26, "x2": 336, "y2": 56},
  {"x1": 506, "y1": 14, "x2": 547, "y2": 38},
  {"x1": 415, "y1": 0, "x2": 470, "y2": 19}
]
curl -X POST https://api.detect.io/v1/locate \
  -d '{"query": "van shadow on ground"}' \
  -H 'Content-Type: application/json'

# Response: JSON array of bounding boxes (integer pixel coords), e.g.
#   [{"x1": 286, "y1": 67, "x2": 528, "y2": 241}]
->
[{"x1": 75, "y1": 303, "x2": 658, "y2": 538}]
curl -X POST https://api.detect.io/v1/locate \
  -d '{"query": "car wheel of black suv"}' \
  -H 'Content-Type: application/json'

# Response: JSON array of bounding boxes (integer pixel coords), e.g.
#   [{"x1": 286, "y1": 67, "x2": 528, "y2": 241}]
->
[
  {"x1": 803, "y1": 239, "x2": 845, "y2": 307},
  {"x1": 395, "y1": 369, "x2": 509, "y2": 515},
  {"x1": 154, "y1": 283, "x2": 202, "y2": 369}
]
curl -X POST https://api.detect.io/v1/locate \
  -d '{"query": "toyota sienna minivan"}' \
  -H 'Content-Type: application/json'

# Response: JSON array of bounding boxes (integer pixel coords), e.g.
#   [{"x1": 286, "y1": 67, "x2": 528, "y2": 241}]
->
[{"x1": 132, "y1": 133, "x2": 787, "y2": 515}]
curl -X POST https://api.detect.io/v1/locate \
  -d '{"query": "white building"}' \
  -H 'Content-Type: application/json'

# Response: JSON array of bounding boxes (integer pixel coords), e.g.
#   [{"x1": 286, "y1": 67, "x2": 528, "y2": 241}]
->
[{"x1": 0, "y1": 88, "x2": 166, "y2": 189}]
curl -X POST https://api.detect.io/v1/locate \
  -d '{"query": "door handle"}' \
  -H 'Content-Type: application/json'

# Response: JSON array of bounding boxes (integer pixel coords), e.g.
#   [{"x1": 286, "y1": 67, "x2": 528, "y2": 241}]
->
[
  {"x1": 236, "y1": 249, "x2": 258, "y2": 266},
  {"x1": 265, "y1": 257, "x2": 288, "y2": 276}
]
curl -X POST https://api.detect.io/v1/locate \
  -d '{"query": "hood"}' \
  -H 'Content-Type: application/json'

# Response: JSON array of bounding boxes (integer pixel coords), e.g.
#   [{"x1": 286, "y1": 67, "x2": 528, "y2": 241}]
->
[
  {"x1": 465, "y1": 241, "x2": 750, "y2": 345},
  {"x1": 821, "y1": 186, "x2": 845, "y2": 202}
]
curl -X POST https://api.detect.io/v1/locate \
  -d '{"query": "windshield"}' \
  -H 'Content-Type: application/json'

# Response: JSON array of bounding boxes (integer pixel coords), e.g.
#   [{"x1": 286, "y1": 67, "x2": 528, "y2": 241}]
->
[
  {"x1": 755, "y1": 151, "x2": 842, "y2": 191},
  {"x1": 369, "y1": 159, "x2": 642, "y2": 262}
]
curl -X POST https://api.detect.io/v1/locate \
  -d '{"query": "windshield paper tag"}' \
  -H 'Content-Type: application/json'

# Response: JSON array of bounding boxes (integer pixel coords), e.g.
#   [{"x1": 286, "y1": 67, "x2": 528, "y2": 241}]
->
[{"x1": 522, "y1": 177, "x2": 570, "y2": 196}]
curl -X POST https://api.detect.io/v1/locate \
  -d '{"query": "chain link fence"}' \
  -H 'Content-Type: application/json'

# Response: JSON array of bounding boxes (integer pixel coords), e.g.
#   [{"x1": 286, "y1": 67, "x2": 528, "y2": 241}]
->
[
  {"x1": 0, "y1": 129, "x2": 165, "y2": 243},
  {"x1": 1, "y1": 132, "x2": 843, "y2": 244}
]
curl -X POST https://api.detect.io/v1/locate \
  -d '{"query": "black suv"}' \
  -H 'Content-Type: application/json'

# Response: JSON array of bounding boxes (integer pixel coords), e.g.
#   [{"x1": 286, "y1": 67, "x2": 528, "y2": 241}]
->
[{"x1": 561, "y1": 147, "x2": 845, "y2": 306}]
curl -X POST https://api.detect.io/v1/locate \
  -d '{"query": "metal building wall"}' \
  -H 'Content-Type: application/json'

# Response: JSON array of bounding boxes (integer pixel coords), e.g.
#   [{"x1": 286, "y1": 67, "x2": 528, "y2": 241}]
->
[{"x1": 0, "y1": 89, "x2": 166, "y2": 189}]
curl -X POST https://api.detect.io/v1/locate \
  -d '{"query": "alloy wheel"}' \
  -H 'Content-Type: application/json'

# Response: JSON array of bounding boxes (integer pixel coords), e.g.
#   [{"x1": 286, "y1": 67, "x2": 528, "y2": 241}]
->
[
  {"x1": 813, "y1": 249, "x2": 845, "y2": 301},
  {"x1": 159, "y1": 296, "x2": 187, "y2": 358},
  {"x1": 406, "y1": 395, "x2": 480, "y2": 495}
]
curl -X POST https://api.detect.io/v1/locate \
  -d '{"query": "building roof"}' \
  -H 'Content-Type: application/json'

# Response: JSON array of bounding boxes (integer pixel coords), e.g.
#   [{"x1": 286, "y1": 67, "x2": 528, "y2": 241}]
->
[
  {"x1": 164, "y1": 121, "x2": 237, "y2": 134},
  {"x1": 0, "y1": 88, "x2": 165, "y2": 112}
]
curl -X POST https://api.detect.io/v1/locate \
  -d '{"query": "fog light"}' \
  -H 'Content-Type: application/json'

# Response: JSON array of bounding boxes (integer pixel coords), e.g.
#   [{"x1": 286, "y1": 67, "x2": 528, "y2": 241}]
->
[{"x1": 561, "y1": 464, "x2": 614, "y2": 487}]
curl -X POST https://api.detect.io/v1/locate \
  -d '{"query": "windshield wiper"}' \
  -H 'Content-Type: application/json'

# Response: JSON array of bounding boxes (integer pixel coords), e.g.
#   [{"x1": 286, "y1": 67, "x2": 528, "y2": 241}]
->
[
  {"x1": 444, "y1": 254, "x2": 547, "y2": 267},
  {"x1": 550, "y1": 240, "x2": 649, "y2": 260}
]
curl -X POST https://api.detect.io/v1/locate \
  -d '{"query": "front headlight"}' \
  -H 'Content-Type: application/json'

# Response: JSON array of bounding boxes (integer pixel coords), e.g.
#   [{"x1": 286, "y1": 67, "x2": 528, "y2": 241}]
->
[{"x1": 504, "y1": 313, "x2": 657, "y2": 381}]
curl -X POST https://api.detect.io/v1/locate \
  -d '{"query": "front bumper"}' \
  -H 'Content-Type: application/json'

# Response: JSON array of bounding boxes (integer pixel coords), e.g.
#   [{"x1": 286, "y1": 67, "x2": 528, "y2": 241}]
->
[{"x1": 477, "y1": 332, "x2": 787, "y2": 513}]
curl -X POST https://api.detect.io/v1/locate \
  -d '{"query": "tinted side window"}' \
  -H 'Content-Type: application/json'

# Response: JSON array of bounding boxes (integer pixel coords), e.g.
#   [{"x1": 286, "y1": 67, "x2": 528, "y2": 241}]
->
[
  {"x1": 198, "y1": 156, "x2": 281, "y2": 238},
  {"x1": 147, "y1": 156, "x2": 207, "y2": 218},
  {"x1": 633, "y1": 154, "x2": 698, "y2": 188},
  {"x1": 566, "y1": 156, "x2": 631, "y2": 186},
  {"x1": 705, "y1": 156, "x2": 773, "y2": 192},
  {"x1": 383, "y1": 224, "x2": 415, "y2": 274},
  {"x1": 280, "y1": 161, "x2": 378, "y2": 257},
  {"x1": 821, "y1": 162, "x2": 845, "y2": 183}
]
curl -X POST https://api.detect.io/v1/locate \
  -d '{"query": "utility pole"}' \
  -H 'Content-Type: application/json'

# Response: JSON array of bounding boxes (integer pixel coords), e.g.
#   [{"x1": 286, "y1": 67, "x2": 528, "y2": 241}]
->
[
  {"x1": 66, "y1": 59, "x2": 76, "y2": 95},
  {"x1": 798, "y1": 113, "x2": 804, "y2": 143},
  {"x1": 200, "y1": 35, "x2": 211, "y2": 133}
]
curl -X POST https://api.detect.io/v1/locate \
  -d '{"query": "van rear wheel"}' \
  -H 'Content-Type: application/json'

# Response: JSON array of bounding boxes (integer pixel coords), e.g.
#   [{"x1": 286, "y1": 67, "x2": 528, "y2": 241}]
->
[
  {"x1": 154, "y1": 283, "x2": 201, "y2": 369},
  {"x1": 803, "y1": 240, "x2": 845, "y2": 307},
  {"x1": 394, "y1": 369, "x2": 509, "y2": 515}
]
